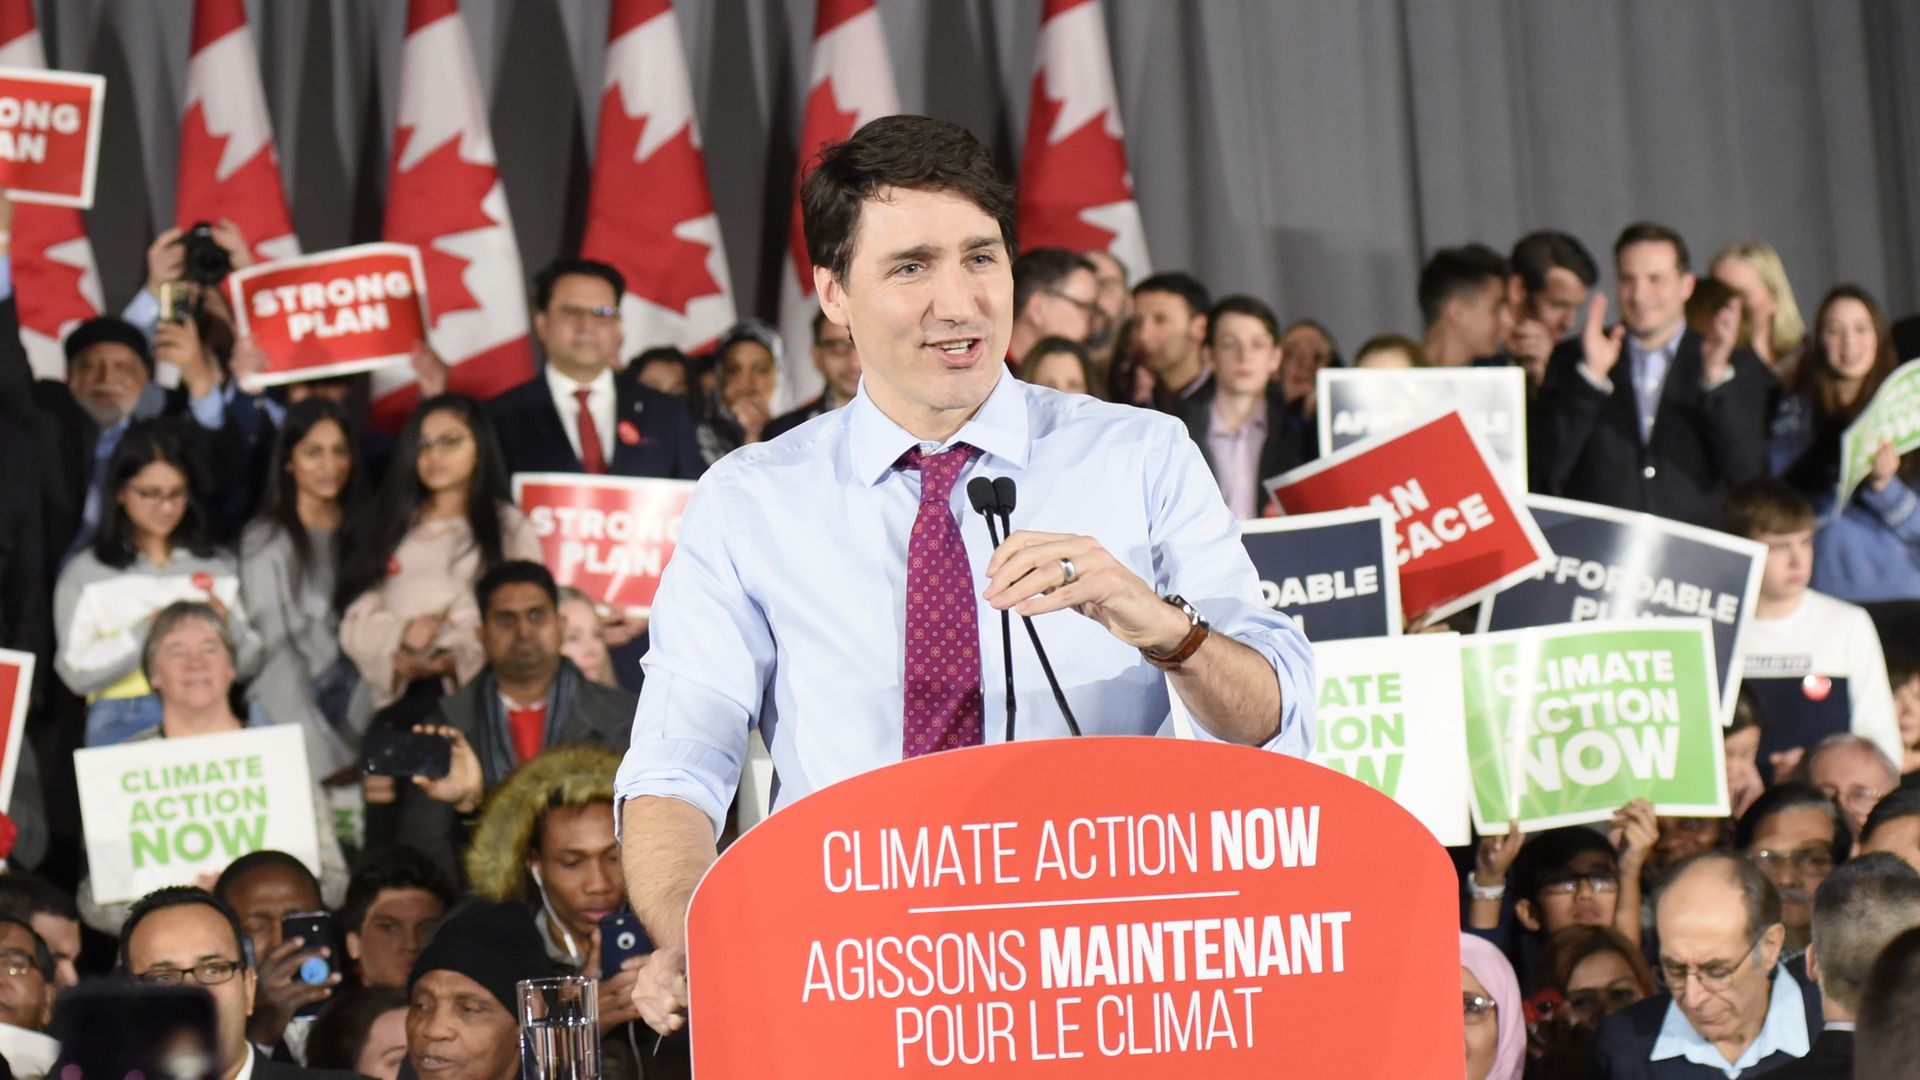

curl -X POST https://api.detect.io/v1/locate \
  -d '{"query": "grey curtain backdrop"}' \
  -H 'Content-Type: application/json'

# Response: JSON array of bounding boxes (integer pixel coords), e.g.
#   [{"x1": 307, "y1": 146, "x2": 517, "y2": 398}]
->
[{"x1": 37, "y1": 0, "x2": 1920, "y2": 355}]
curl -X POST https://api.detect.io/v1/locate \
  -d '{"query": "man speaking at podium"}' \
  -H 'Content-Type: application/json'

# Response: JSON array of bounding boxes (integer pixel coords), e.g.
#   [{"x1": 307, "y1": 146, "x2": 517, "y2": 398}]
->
[{"x1": 614, "y1": 115, "x2": 1316, "y2": 1036}]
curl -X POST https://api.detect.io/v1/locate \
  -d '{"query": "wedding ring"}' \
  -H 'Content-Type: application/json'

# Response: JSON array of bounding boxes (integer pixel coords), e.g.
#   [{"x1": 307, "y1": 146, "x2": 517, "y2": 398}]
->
[{"x1": 1058, "y1": 557, "x2": 1077, "y2": 587}]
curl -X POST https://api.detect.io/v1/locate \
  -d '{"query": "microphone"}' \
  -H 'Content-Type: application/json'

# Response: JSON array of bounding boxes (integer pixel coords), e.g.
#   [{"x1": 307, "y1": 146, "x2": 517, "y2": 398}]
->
[
  {"x1": 989, "y1": 477, "x2": 1082, "y2": 738},
  {"x1": 967, "y1": 477, "x2": 1017, "y2": 744}
]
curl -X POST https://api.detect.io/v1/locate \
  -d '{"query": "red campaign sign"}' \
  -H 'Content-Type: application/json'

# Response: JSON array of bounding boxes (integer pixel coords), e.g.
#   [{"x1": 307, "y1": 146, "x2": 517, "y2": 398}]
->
[
  {"x1": 0, "y1": 67, "x2": 106, "y2": 208},
  {"x1": 226, "y1": 244, "x2": 431, "y2": 386},
  {"x1": 0, "y1": 648, "x2": 34, "y2": 816},
  {"x1": 1266, "y1": 410, "x2": 1551, "y2": 622},
  {"x1": 513, "y1": 473, "x2": 696, "y2": 615},
  {"x1": 687, "y1": 739, "x2": 1462, "y2": 1078}
]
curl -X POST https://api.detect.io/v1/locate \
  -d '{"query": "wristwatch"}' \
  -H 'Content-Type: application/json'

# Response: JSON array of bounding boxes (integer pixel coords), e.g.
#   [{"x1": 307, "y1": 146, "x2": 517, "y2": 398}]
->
[{"x1": 1142, "y1": 594, "x2": 1210, "y2": 670}]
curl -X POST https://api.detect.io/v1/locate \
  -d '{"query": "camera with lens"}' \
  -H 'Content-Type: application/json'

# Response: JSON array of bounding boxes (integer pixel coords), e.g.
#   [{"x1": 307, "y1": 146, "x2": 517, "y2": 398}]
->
[{"x1": 178, "y1": 221, "x2": 233, "y2": 286}]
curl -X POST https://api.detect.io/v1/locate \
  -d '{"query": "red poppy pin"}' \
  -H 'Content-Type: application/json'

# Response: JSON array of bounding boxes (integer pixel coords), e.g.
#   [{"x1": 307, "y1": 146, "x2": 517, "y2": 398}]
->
[
  {"x1": 1801, "y1": 674, "x2": 1832, "y2": 702},
  {"x1": 191, "y1": 572, "x2": 214, "y2": 593},
  {"x1": 387, "y1": 555, "x2": 402, "y2": 578},
  {"x1": 617, "y1": 420, "x2": 643, "y2": 446}
]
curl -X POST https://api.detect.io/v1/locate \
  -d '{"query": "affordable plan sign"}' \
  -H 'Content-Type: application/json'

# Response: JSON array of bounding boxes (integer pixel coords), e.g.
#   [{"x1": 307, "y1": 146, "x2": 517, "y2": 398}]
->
[
  {"x1": 0, "y1": 67, "x2": 105, "y2": 207},
  {"x1": 75, "y1": 726, "x2": 322, "y2": 904},
  {"x1": 227, "y1": 243, "x2": 430, "y2": 384},
  {"x1": 1461, "y1": 619, "x2": 1728, "y2": 832},
  {"x1": 1239, "y1": 508, "x2": 1400, "y2": 640},
  {"x1": 1318, "y1": 368, "x2": 1528, "y2": 490},
  {"x1": 1308, "y1": 634, "x2": 1469, "y2": 846},
  {"x1": 1480, "y1": 495, "x2": 1764, "y2": 725},
  {"x1": 1837, "y1": 358, "x2": 1920, "y2": 506},
  {"x1": 515, "y1": 474, "x2": 696, "y2": 615},
  {"x1": 1267, "y1": 410, "x2": 1552, "y2": 621},
  {"x1": 0, "y1": 649, "x2": 32, "y2": 813},
  {"x1": 688, "y1": 739, "x2": 1463, "y2": 1078}
]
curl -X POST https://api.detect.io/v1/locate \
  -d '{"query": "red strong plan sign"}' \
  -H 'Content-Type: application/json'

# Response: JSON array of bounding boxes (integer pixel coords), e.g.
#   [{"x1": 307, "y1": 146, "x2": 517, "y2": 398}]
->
[
  {"x1": 686, "y1": 738, "x2": 1462, "y2": 1078},
  {"x1": 513, "y1": 474, "x2": 695, "y2": 615},
  {"x1": 0, "y1": 67, "x2": 105, "y2": 207},
  {"x1": 226, "y1": 243, "x2": 430, "y2": 385},
  {"x1": 1266, "y1": 410, "x2": 1551, "y2": 621}
]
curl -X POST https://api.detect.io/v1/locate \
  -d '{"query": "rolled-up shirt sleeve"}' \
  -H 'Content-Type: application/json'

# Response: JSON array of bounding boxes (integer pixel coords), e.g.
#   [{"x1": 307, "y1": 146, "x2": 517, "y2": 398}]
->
[
  {"x1": 615, "y1": 467, "x2": 778, "y2": 836},
  {"x1": 1147, "y1": 422, "x2": 1316, "y2": 758}
]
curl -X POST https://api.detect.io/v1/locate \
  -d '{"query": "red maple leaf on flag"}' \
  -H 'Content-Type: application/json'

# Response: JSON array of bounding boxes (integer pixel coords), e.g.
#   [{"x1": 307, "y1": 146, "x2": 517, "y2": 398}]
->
[
  {"x1": 786, "y1": 79, "x2": 861, "y2": 290},
  {"x1": 1016, "y1": 76, "x2": 1135, "y2": 255},
  {"x1": 384, "y1": 127, "x2": 502, "y2": 323},
  {"x1": 12, "y1": 206, "x2": 99, "y2": 333},
  {"x1": 581, "y1": 94, "x2": 722, "y2": 315},
  {"x1": 175, "y1": 103, "x2": 293, "y2": 260}
]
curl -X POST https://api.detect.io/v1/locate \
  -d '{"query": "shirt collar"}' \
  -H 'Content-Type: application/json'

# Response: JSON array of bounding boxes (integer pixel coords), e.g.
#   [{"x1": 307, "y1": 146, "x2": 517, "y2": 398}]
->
[
  {"x1": 847, "y1": 371, "x2": 1031, "y2": 486},
  {"x1": 1627, "y1": 324, "x2": 1685, "y2": 364},
  {"x1": 544, "y1": 362, "x2": 614, "y2": 400},
  {"x1": 1650, "y1": 970, "x2": 1809, "y2": 1075},
  {"x1": 235, "y1": 1043, "x2": 258, "y2": 1080}
]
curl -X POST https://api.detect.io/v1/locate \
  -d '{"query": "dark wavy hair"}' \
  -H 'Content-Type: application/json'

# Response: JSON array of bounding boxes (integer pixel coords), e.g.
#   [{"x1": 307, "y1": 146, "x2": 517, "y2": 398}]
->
[
  {"x1": 92, "y1": 420, "x2": 215, "y2": 570},
  {"x1": 244, "y1": 397, "x2": 361, "y2": 594},
  {"x1": 1791, "y1": 284, "x2": 1900, "y2": 429},
  {"x1": 333, "y1": 393, "x2": 514, "y2": 614}
]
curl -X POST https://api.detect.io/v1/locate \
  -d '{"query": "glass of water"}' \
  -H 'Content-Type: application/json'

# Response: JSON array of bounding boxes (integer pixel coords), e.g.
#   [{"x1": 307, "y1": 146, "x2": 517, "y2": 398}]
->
[{"x1": 519, "y1": 976, "x2": 601, "y2": 1080}]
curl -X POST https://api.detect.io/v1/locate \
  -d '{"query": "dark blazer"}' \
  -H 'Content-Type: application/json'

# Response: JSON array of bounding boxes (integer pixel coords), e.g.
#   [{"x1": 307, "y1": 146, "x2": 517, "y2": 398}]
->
[
  {"x1": 1761, "y1": 1028, "x2": 1850, "y2": 1080},
  {"x1": 1176, "y1": 381, "x2": 1309, "y2": 501},
  {"x1": 1531, "y1": 329, "x2": 1772, "y2": 528},
  {"x1": 1594, "y1": 962, "x2": 1822, "y2": 1079},
  {"x1": 392, "y1": 660, "x2": 638, "y2": 881},
  {"x1": 489, "y1": 373, "x2": 704, "y2": 480},
  {"x1": 763, "y1": 395, "x2": 836, "y2": 441},
  {"x1": 255, "y1": 1057, "x2": 362, "y2": 1080}
]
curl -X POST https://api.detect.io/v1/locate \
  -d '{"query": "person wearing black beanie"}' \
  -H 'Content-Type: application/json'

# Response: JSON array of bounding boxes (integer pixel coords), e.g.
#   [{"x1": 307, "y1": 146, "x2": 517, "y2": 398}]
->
[{"x1": 404, "y1": 901, "x2": 545, "y2": 1080}]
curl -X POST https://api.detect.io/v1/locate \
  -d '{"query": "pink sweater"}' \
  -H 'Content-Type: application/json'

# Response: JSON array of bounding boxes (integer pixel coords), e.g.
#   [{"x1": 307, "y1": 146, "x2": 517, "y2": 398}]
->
[{"x1": 339, "y1": 505, "x2": 542, "y2": 707}]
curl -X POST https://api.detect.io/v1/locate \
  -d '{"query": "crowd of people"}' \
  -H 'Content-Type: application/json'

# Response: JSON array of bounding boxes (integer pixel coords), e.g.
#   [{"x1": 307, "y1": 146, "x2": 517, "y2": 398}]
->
[{"x1": 0, "y1": 124, "x2": 1915, "y2": 1080}]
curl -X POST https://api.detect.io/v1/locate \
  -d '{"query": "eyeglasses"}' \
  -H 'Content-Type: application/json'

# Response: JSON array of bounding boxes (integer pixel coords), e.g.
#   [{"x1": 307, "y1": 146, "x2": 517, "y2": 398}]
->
[
  {"x1": 551, "y1": 303, "x2": 619, "y2": 324},
  {"x1": 1539, "y1": 870, "x2": 1620, "y2": 896},
  {"x1": 1662, "y1": 816, "x2": 1718, "y2": 836},
  {"x1": 132, "y1": 959, "x2": 245, "y2": 987},
  {"x1": 1658, "y1": 931, "x2": 1765, "y2": 993},
  {"x1": 1046, "y1": 289, "x2": 1104, "y2": 320},
  {"x1": 1818, "y1": 783, "x2": 1885, "y2": 816},
  {"x1": 0, "y1": 950, "x2": 42, "y2": 979},
  {"x1": 1565, "y1": 985, "x2": 1642, "y2": 1019},
  {"x1": 128, "y1": 485, "x2": 189, "y2": 504},
  {"x1": 1748, "y1": 846, "x2": 1836, "y2": 879},
  {"x1": 1463, "y1": 992, "x2": 1498, "y2": 1025},
  {"x1": 416, "y1": 431, "x2": 471, "y2": 455}
]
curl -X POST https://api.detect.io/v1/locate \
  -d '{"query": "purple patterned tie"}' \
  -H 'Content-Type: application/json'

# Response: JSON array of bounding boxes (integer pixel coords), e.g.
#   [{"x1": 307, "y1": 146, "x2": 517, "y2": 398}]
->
[{"x1": 898, "y1": 443, "x2": 984, "y2": 757}]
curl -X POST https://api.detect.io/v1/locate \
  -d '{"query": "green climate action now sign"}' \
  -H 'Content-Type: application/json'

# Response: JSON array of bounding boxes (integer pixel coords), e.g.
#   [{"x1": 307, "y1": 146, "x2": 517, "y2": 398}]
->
[
  {"x1": 1462, "y1": 618, "x2": 1727, "y2": 832},
  {"x1": 1838, "y1": 358, "x2": 1920, "y2": 507}
]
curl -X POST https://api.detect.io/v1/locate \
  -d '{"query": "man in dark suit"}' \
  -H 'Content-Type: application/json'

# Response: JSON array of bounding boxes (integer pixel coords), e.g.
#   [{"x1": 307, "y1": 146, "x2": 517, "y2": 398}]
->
[
  {"x1": 489, "y1": 257, "x2": 704, "y2": 483},
  {"x1": 1769, "y1": 854, "x2": 1920, "y2": 1079},
  {"x1": 117, "y1": 887, "x2": 358, "y2": 1080},
  {"x1": 1532, "y1": 222, "x2": 1772, "y2": 528},
  {"x1": 1595, "y1": 851, "x2": 1820, "y2": 1078},
  {"x1": 395, "y1": 561, "x2": 636, "y2": 881},
  {"x1": 1177, "y1": 295, "x2": 1308, "y2": 518}
]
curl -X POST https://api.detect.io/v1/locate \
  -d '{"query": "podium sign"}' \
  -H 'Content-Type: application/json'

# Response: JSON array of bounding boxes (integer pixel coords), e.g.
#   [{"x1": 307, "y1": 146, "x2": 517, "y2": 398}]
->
[{"x1": 686, "y1": 738, "x2": 1462, "y2": 1077}]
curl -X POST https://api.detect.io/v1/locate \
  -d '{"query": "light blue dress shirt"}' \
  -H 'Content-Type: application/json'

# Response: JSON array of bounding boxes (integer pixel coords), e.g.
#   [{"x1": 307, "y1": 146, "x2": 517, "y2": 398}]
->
[
  {"x1": 1626, "y1": 326, "x2": 1683, "y2": 444},
  {"x1": 1649, "y1": 969, "x2": 1809, "y2": 1077},
  {"x1": 614, "y1": 373, "x2": 1316, "y2": 833}
]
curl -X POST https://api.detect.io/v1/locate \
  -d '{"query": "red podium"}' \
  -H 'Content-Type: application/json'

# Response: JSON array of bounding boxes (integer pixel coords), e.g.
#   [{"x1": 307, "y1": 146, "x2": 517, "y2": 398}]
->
[{"x1": 686, "y1": 737, "x2": 1464, "y2": 1077}]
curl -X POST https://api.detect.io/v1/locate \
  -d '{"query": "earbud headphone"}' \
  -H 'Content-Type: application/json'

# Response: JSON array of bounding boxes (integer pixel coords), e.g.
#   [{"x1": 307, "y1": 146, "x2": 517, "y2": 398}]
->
[{"x1": 529, "y1": 863, "x2": 582, "y2": 965}]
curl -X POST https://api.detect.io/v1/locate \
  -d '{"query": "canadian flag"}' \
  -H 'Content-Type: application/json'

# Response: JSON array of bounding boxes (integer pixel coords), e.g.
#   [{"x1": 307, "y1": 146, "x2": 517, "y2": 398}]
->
[
  {"x1": 775, "y1": 0, "x2": 898, "y2": 410},
  {"x1": 580, "y1": 0, "x2": 735, "y2": 358},
  {"x1": 0, "y1": 0, "x2": 102, "y2": 379},
  {"x1": 377, "y1": 0, "x2": 532, "y2": 426},
  {"x1": 175, "y1": 0, "x2": 299, "y2": 262},
  {"x1": 1015, "y1": 0, "x2": 1150, "y2": 279}
]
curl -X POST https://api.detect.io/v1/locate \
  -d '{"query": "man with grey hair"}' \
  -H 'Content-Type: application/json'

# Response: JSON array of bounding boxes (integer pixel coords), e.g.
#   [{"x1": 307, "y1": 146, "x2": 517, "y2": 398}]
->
[
  {"x1": 1595, "y1": 851, "x2": 1822, "y2": 1078},
  {"x1": 1768, "y1": 853, "x2": 1920, "y2": 1079},
  {"x1": 1804, "y1": 733, "x2": 1900, "y2": 837}
]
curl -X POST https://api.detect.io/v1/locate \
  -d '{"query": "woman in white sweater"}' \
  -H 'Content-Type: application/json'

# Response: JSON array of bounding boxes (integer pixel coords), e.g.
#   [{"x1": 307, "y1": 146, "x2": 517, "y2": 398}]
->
[{"x1": 55, "y1": 420, "x2": 259, "y2": 746}]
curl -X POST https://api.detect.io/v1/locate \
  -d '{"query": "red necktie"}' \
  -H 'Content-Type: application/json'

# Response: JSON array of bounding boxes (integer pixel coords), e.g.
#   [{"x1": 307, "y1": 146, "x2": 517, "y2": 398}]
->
[
  {"x1": 898, "y1": 444, "x2": 983, "y2": 757},
  {"x1": 574, "y1": 388, "x2": 607, "y2": 474}
]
